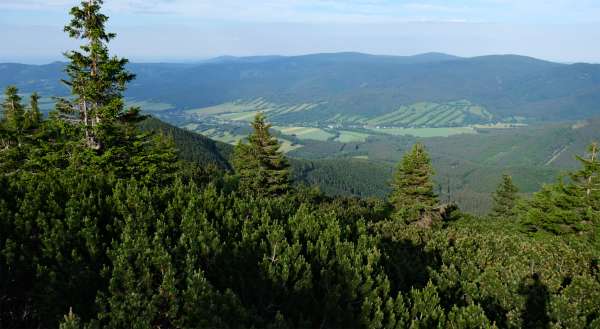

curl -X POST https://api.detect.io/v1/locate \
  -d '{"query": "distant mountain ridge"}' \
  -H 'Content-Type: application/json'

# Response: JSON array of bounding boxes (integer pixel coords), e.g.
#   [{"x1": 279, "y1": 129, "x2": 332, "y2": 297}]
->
[{"x1": 2, "y1": 52, "x2": 600, "y2": 123}]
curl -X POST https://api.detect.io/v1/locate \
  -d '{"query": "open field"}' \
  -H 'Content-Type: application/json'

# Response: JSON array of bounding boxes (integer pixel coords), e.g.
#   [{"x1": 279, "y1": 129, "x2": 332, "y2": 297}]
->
[
  {"x1": 185, "y1": 98, "x2": 497, "y2": 128},
  {"x1": 335, "y1": 130, "x2": 370, "y2": 142},
  {"x1": 126, "y1": 100, "x2": 175, "y2": 112},
  {"x1": 218, "y1": 111, "x2": 261, "y2": 121},
  {"x1": 187, "y1": 98, "x2": 321, "y2": 122},
  {"x1": 187, "y1": 98, "x2": 270, "y2": 115},
  {"x1": 367, "y1": 126, "x2": 476, "y2": 137},
  {"x1": 278, "y1": 139, "x2": 303, "y2": 153},
  {"x1": 273, "y1": 126, "x2": 334, "y2": 141},
  {"x1": 197, "y1": 130, "x2": 245, "y2": 145},
  {"x1": 193, "y1": 126, "x2": 300, "y2": 153},
  {"x1": 365, "y1": 100, "x2": 493, "y2": 127}
]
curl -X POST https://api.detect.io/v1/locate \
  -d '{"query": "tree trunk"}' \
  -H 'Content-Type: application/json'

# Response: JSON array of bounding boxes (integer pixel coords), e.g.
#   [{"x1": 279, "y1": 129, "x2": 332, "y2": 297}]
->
[{"x1": 587, "y1": 143, "x2": 597, "y2": 198}]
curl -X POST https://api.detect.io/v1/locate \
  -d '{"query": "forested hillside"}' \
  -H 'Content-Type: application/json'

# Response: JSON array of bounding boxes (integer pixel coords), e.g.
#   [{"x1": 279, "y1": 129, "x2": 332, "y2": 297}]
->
[
  {"x1": 4, "y1": 51, "x2": 600, "y2": 123},
  {"x1": 1, "y1": 1, "x2": 600, "y2": 328},
  {"x1": 138, "y1": 117, "x2": 233, "y2": 170}
]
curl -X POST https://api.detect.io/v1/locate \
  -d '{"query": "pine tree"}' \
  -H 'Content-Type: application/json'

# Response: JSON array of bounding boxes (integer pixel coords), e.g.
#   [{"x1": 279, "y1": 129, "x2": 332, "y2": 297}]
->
[
  {"x1": 57, "y1": 0, "x2": 139, "y2": 149},
  {"x1": 490, "y1": 174, "x2": 520, "y2": 219},
  {"x1": 2, "y1": 86, "x2": 25, "y2": 132},
  {"x1": 390, "y1": 143, "x2": 437, "y2": 221},
  {"x1": 232, "y1": 113, "x2": 291, "y2": 196},
  {"x1": 24, "y1": 92, "x2": 42, "y2": 129},
  {"x1": 571, "y1": 142, "x2": 600, "y2": 205}
]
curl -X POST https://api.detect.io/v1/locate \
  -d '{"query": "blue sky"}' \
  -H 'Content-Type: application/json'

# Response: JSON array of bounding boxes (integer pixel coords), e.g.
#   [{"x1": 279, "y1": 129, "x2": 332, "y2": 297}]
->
[{"x1": 1, "y1": 0, "x2": 600, "y2": 63}]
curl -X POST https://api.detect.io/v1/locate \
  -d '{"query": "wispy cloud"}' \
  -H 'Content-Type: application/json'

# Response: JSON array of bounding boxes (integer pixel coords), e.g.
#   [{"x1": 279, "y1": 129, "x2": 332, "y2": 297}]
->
[
  {"x1": 0, "y1": 0, "x2": 479, "y2": 23},
  {"x1": 2, "y1": 0, "x2": 600, "y2": 24}
]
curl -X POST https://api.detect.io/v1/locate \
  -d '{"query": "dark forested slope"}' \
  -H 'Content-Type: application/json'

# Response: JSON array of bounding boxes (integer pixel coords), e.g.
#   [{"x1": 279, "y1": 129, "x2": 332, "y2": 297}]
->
[{"x1": 138, "y1": 117, "x2": 233, "y2": 170}]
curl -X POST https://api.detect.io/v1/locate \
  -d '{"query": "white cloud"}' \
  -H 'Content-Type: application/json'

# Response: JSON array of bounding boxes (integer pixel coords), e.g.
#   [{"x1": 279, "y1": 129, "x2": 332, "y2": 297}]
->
[{"x1": 0, "y1": 0, "x2": 473, "y2": 23}]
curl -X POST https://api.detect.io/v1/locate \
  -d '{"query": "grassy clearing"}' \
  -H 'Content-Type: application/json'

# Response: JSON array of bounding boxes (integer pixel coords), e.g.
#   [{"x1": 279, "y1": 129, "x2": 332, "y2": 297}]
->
[
  {"x1": 187, "y1": 98, "x2": 320, "y2": 120},
  {"x1": 196, "y1": 129, "x2": 246, "y2": 145},
  {"x1": 365, "y1": 100, "x2": 493, "y2": 127},
  {"x1": 369, "y1": 127, "x2": 476, "y2": 138},
  {"x1": 218, "y1": 111, "x2": 261, "y2": 121},
  {"x1": 472, "y1": 123, "x2": 528, "y2": 129},
  {"x1": 126, "y1": 100, "x2": 174, "y2": 112},
  {"x1": 187, "y1": 99, "x2": 262, "y2": 116},
  {"x1": 278, "y1": 139, "x2": 303, "y2": 153},
  {"x1": 335, "y1": 131, "x2": 370, "y2": 143},
  {"x1": 196, "y1": 126, "x2": 300, "y2": 153},
  {"x1": 273, "y1": 126, "x2": 334, "y2": 141}
]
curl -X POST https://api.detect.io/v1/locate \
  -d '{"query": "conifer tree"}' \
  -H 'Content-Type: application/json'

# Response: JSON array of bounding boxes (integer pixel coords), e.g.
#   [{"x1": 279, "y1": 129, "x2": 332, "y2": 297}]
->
[
  {"x1": 57, "y1": 0, "x2": 139, "y2": 149},
  {"x1": 233, "y1": 113, "x2": 291, "y2": 196},
  {"x1": 390, "y1": 143, "x2": 437, "y2": 221},
  {"x1": 25, "y1": 92, "x2": 42, "y2": 129},
  {"x1": 490, "y1": 174, "x2": 520, "y2": 219},
  {"x1": 2, "y1": 86, "x2": 25, "y2": 132},
  {"x1": 571, "y1": 142, "x2": 600, "y2": 204}
]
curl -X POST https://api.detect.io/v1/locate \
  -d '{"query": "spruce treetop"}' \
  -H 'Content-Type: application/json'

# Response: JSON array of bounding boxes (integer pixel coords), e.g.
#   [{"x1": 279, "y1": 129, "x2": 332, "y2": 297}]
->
[
  {"x1": 2, "y1": 86, "x2": 25, "y2": 131},
  {"x1": 390, "y1": 142, "x2": 437, "y2": 221},
  {"x1": 571, "y1": 142, "x2": 600, "y2": 203},
  {"x1": 233, "y1": 113, "x2": 291, "y2": 197},
  {"x1": 58, "y1": 0, "x2": 138, "y2": 149},
  {"x1": 490, "y1": 174, "x2": 520, "y2": 219}
]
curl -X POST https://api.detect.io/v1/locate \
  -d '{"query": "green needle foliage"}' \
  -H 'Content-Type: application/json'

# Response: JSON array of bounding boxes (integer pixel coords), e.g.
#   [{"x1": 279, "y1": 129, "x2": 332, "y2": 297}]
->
[
  {"x1": 521, "y1": 142, "x2": 600, "y2": 238},
  {"x1": 57, "y1": 0, "x2": 139, "y2": 150},
  {"x1": 490, "y1": 174, "x2": 520, "y2": 219},
  {"x1": 572, "y1": 142, "x2": 600, "y2": 203},
  {"x1": 233, "y1": 113, "x2": 291, "y2": 197},
  {"x1": 1, "y1": 86, "x2": 25, "y2": 133},
  {"x1": 24, "y1": 92, "x2": 42, "y2": 129},
  {"x1": 390, "y1": 142, "x2": 438, "y2": 222}
]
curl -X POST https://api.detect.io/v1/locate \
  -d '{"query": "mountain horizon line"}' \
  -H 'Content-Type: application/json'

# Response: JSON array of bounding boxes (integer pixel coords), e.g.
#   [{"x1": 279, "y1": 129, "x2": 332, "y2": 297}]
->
[{"x1": 1, "y1": 51, "x2": 593, "y2": 66}]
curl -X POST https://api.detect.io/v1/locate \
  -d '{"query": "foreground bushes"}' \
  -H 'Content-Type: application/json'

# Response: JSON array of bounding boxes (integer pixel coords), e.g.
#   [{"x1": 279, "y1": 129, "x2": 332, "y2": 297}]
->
[{"x1": 2, "y1": 169, "x2": 599, "y2": 328}]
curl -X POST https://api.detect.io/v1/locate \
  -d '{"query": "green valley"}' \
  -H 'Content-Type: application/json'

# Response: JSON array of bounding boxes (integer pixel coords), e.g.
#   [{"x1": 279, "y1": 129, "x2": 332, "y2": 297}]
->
[{"x1": 186, "y1": 98, "x2": 499, "y2": 127}]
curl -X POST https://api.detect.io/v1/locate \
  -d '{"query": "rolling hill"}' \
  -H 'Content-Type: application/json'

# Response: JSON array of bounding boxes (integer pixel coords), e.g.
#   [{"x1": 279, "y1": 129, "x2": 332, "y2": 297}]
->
[{"x1": 3, "y1": 52, "x2": 600, "y2": 125}]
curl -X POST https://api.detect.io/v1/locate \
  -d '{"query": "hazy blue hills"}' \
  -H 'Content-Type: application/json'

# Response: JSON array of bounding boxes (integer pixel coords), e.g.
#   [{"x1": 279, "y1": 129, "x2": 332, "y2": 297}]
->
[{"x1": 2, "y1": 52, "x2": 600, "y2": 123}]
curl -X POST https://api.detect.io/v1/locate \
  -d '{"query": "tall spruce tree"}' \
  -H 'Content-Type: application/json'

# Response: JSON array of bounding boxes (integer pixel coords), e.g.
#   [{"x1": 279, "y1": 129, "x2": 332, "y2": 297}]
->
[
  {"x1": 2, "y1": 86, "x2": 25, "y2": 132},
  {"x1": 25, "y1": 92, "x2": 42, "y2": 129},
  {"x1": 490, "y1": 174, "x2": 520, "y2": 219},
  {"x1": 571, "y1": 142, "x2": 600, "y2": 203},
  {"x1": 233, "y1": 113, "x2": 291, "y2": 196},
  {"x1": 57, "y1": 0, "x2": 139, "y2": 149},
  {"x1": 390, "y1": 143, "x2": 437, "y2": 221}
]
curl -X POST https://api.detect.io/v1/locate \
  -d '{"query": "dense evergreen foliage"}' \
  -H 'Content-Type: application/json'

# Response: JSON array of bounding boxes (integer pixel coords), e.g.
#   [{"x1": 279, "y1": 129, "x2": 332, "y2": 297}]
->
[
  {"x1": 57, "y1": 0, "x2": 140, "y2": 150},
  {"x1": 490, "y1": 174, "x2": 520, "y2": 219},
  {"x1": 521, "y1": 143, "x2": 600, "y2": 240},
  {"x1": 138, "y1": 117, "x2": 233, "y2": 170},
  {"x1": 390, "y1": 143, "x2": 438, "y2": 223},
  {"x1": 233, "y1": 113, "x2": 291, "y2": 197},
  {"x1": 1, "y1": 2, "x2": 600, "y2": 328}
]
